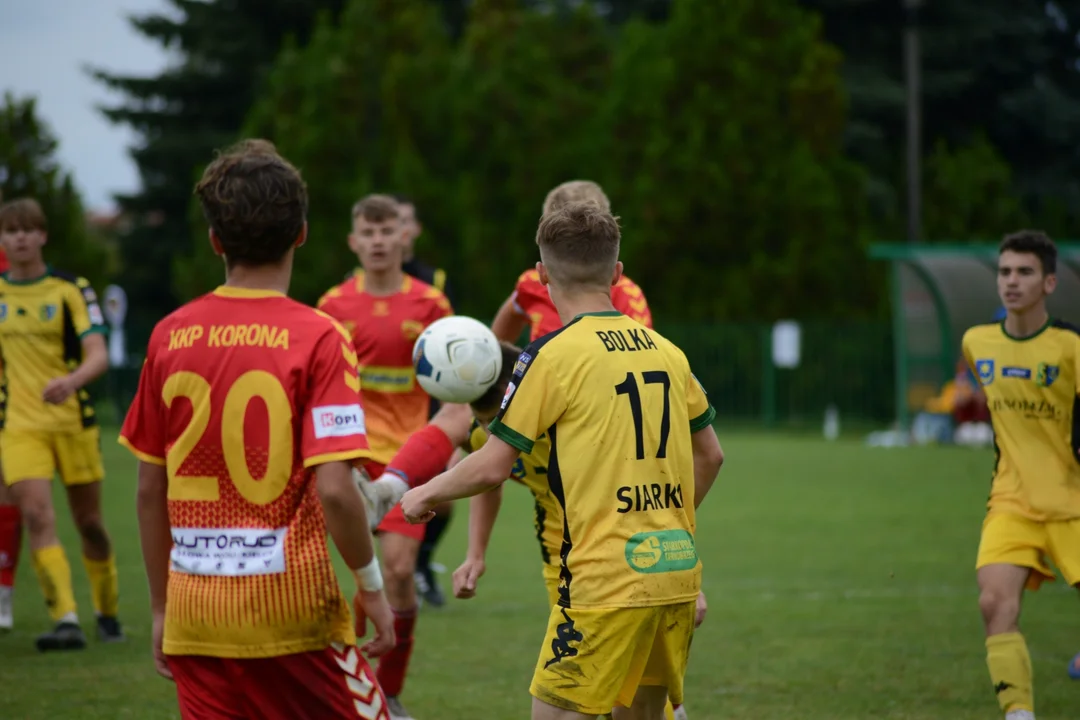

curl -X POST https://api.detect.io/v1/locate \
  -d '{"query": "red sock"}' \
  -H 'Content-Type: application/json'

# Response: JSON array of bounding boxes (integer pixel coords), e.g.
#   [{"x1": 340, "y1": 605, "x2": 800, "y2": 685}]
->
[
  {"x1": 375, "y1": 608, "x2": 417, "y2": 697},
  {"x1": 385, "y1": 424, "x2": 455, "y2": 488},
  {"x1": 0, "y1": 505, "x2": 22, "y2": 588}
]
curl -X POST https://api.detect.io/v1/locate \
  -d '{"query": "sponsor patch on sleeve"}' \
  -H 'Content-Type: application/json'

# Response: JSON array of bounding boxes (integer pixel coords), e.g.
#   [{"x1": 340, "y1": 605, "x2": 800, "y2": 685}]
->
[
  {"x1": 500, "y1": 381, "x2": 517, "y2": 410},
  {"x1": 513, "y1": 352, "x2": 532, "y2": 377},
  {"x1": 312, "y1": 404, "x2": 366, "y2": 439}
]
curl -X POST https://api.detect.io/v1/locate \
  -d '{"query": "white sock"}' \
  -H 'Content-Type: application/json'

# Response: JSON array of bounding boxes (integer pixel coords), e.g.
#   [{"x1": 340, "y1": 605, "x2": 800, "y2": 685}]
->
[{"x1": 58, "y1": 611, "x2": 78, "y2": 625}]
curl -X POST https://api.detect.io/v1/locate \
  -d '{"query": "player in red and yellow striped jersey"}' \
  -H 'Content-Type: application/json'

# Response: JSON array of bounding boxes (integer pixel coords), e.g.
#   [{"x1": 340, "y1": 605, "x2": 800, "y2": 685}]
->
[
  {"x1": 318, "y1": 194, "x2": 452, "y2": 720},
  {"x1": 120, "y1": 141, "x2": 395, "y2": 720},
  {"x1": 491, "y1": 181, "x2": 652, "y2": 345}
]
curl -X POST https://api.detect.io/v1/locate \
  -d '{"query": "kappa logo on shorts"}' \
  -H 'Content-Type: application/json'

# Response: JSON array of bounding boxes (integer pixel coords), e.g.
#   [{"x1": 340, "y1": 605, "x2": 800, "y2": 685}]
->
[
  {"x1": 544, "y1": 608, "x2": 583, "y2": 668},
  {"x1": 975, "y1": 359, "x2": 995, "y2": 386}
]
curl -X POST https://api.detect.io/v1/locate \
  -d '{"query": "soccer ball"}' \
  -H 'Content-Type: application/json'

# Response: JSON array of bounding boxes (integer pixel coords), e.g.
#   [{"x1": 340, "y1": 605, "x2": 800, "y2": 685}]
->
[{"x1": 412, "y1": 316, "x2": 502, "y2": 404}]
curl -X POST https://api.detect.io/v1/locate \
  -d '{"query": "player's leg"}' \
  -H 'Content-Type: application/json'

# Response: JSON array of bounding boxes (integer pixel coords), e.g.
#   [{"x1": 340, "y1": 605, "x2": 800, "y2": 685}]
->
[
  {"x1": 414, "y1": 500, "x2": 452, "y2": 608},
  {"x1": 0, "y1": 475, "x2": 22, "y2": 631},
  {"x1": 236, "y1": 644, "x2": 390, "y2": 720},
  {"x1": 976, "y1": 513, "x2": 1050, "y2": 719},
  {"x1": 375, "y1": 520, "x2": 423, "y2": 720},
  {"x1": 60, "y1": 427, "x2": 122, "y2": 641},
  {"x1": 2, "y1": 431, "x2": 83, "y2": 650},
  {"x1": 1043, "y1": 519, "x2": 1080, "y2": 681},
  {"x1": 168, "y1": 655, "x2": 249, "y2": 720}
]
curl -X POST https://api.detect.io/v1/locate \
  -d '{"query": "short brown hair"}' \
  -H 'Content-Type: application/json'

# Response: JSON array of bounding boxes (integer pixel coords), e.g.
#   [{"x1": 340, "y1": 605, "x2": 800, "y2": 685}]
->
[
  {"x1": 0, "y1": 198, "x2": 47, "y2": 233},
  {"x1": 542, "y1": 180, "x2": 611, "y2": 215},
  {"x1": 470, "y1": 342, "x2": 524, "y2": 414},
  {"x1": 352, "y1": 194, "x2": 400, "y2": 223},
  {"x1": 1000, "y1": 230, "x2": 1056, "y2": 275},
  {"x1": 194, "y1": 139, "x2": 308, "y2": 267},
  {"x1": 535, "y1": 201, "x2": 620, "y2": 288}
]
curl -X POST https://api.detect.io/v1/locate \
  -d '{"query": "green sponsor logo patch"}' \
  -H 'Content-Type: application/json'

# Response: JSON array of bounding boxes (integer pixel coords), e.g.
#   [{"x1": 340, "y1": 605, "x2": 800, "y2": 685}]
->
[{"x1": 624, "y1": 530, "x2": 698, "y2": 573}]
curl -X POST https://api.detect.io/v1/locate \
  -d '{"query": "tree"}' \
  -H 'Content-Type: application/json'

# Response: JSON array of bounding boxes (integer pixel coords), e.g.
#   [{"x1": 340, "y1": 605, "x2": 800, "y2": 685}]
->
[
  {"x1": 802, "y1": 0, "x2": 1080, "y2": 238},
  {"x1": 447, "y1": 0, "x2": 614, "y2": 314},
  {"x1": 90, "y1": 0, "x2": 347, "y2": 344},
  {"x1": 204, "y1": 0, "x2": 456, "y2": 307},
  {"x1": 0, "y1": 93, "x2": 109, "y2": 288},
  {"x1": 599, "y1": 0, "x2": 875, "y2": 322}
]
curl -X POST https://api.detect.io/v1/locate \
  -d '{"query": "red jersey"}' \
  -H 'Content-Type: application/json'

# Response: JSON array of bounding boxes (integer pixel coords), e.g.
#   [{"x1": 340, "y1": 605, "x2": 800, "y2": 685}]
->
[
  {"x1": 317, "y1": 272, "x2": 452, "y2": 464},
  {"x1": 119, "y1": 286, "x2": 370, "y2": 658},
  {"x1": 511, "y1": 269, "x2": 653, "y2": 341},
  {"x1": 0, "y1": 249, "x2": 9, "y2": 274}
]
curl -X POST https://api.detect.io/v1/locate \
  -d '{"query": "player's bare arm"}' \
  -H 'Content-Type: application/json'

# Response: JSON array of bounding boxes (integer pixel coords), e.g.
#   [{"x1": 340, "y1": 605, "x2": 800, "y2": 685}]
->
[
  {"x1": 452, "y1": 484, "x2": 504, "y2": 599},
  {"x1": 691, "y1": 426, "x2": 723, "y2": 509},
  {"x1": 400, "y1": 436, "x2": 519, "y2": 523},
  {"x1": 491, "y1": 295, "x2": 528, "y2": 342},
  {"x1": 134, "y1": 460, "x2": 173, "y2": 681},
  {"x1": 42, "y1": 332, "x2": 108, "y2": 405},
  {"x1": 315, "y1": 460, "x2": 395, "y2": 658}
]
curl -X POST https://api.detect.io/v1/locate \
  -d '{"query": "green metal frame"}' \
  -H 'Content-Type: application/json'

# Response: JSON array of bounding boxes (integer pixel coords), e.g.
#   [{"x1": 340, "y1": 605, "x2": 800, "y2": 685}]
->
[{"x1": 870, "y1": 242, "x2": 1080, "y2": 429}]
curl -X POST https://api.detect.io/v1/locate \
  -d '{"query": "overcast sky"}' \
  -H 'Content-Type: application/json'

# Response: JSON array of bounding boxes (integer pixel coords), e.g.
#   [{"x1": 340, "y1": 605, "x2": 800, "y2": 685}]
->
[{"x1": 0, "y1": 0, "x2": 172, "y2": 211}]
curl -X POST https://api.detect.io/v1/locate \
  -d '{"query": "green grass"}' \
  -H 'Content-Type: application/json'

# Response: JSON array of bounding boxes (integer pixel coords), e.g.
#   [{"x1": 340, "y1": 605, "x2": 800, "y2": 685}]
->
[{"x1": 1, "y1": 432, "x2": 1077, "y2": 719}]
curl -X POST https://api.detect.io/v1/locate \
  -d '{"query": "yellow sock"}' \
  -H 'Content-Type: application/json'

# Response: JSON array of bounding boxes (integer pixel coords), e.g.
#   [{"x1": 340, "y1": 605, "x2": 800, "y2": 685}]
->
[
  {"x1": 31, "y1": 545, "x2": 77, "y2": 623},
  {"x1": 83, "y1": 554, "x2": 119, "y2": 617},
  {"x1": 986, "y1": 632, "x2": 1033, "y2": 713},
  {"x1": 664, "y1": 699, "x2": 675, "y2": 720}
]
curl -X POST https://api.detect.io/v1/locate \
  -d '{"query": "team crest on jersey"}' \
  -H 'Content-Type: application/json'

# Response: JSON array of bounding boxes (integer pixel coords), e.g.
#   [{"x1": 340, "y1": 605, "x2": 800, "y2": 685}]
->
[
  {"x1": 401, "y1": 319, "x2": 424, "y2": 341},
  {"x1": 39, "y1": 304, "x2": 57, "y2": 322},
  {"x1": 1036, "y1": 363, "x2": 1059, "y2": 388},
  {"x1": 0, "y1": 303, "x2": 7, "y2": 322},
  {"x1": 974, "y1": 359, "x2": 995, "y2": 386}
]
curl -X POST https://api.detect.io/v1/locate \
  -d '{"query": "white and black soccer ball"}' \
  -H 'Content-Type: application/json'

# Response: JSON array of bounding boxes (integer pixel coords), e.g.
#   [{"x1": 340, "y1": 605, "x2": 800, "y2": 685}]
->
[{"x1": 412, "y1": 316, "x2": 502, "y2": 404}]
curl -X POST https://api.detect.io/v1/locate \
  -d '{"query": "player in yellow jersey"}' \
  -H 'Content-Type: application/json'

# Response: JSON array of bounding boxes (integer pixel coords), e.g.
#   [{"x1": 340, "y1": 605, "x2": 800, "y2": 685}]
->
[
  {"x1": 0, "y1": 197, "x2": 120, "y2": 651},
  {"x1": 961, "y1": 230, "x2": 1080, "y2": 720},
  {"x1": 402, "y1": 202, "x2": 724, "y2": 720}
]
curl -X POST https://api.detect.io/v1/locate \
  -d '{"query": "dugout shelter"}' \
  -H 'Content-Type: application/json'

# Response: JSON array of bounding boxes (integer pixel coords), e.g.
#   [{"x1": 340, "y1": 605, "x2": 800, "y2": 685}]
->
[{"x1": 870, "y1": 242, "x2": 1080, "y2": 429}]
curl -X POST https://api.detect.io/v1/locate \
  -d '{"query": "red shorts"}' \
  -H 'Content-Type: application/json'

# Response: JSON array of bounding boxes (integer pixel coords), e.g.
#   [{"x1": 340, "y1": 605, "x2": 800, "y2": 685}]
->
[
  {"x1": 169, "y1": 644, "x2": 388, "y2": 720},
  {"x1": 364, "y1": 461, "x2": 424, "y2": 541}
]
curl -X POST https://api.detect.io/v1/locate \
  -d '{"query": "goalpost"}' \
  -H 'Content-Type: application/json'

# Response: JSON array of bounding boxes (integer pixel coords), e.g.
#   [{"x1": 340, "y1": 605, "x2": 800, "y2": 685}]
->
[{"x1": 869, "y1": 242, "x2": 1080, "y2": 430}]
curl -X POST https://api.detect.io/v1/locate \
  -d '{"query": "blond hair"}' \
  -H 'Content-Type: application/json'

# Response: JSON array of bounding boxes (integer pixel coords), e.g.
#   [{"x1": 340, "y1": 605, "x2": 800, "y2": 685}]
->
[
  {"x1": 542, "y1": 180, "x2": 611, "y2": 215},
  {"x1": 351, "y1": 194, "x2": 400, "y2": 223},
  {"x1": 535, "y1": 201, "x2": 620, "y2": 289}
]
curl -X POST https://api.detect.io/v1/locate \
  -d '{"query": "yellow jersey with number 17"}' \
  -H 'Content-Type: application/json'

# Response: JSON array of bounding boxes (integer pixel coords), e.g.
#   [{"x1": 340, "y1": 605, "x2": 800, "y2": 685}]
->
[
  {"x1": 962, "y1": 319, "x2": 1080, "y2": 521},
  {"x1": 491, "y1": 311, "x2": 715, "y2": 610}
]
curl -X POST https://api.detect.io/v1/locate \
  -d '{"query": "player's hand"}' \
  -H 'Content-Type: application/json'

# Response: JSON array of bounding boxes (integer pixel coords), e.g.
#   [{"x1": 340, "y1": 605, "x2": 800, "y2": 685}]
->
[
  {"x1": 42, "y1": 375, "x2": 78, "y2": 405},
  {"x1": 694, "y1": 590, "x2": 707, "y2": 628},
  {"x1": 353, "y1": 589, "x2": 396, "y2": 658},
  {"x1": 400, "y1": 487, "x2": 436, "y2": 525},
  {"x1": 452, "y1": 557, "x2": 486, "y2": 599},
  {"x1": 151, "y1": 608, "x2": 174, "y2": 681}
]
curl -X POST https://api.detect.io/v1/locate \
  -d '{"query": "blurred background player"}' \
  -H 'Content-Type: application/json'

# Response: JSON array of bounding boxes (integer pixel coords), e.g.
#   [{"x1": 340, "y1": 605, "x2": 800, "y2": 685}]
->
[
  {"x1": 961, "y1": 231, "x2": 1080, "y2": 720},
  {"x1": 319, "y1": 194, "x2": 453, "y2": 720},
  {"x1": 120, "y1": 140, "x2": 395, "y2": 720},
  {"x1": 490, "y1": 180, "x2": 652, "y2": 344},
  {"x1": 0, "y1": 239, "x2": 17, "y2": 631},
  {"x1": 401, "y1": 202, "x2": 724, "y2": 720},
  {"x1": 393, "y1": 195, "x2": 455, "y2": 610},
  {"x1": 0, "y1": 198, "x2": 118, "y2": 650}
]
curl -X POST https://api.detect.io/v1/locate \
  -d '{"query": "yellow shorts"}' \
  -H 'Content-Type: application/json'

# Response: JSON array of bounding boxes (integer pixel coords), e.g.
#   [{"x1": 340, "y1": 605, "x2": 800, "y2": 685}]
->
[
  {"x1": 976, "y1": 512, "x2": 1080, "y2": 590},
  {"x1": 530, "y1": 600, "x2": 695, "y2": 716},
  {"x1": 1, "y1": 427, "x2": 105, "y2": 486}
]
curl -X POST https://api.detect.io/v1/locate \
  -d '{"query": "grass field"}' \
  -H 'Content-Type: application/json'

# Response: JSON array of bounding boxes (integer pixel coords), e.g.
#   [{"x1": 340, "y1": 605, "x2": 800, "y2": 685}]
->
[{"x1": 0, "y1": 431, "x2": 1077, "y2": 719}]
